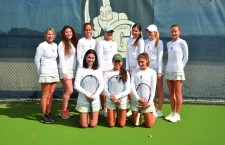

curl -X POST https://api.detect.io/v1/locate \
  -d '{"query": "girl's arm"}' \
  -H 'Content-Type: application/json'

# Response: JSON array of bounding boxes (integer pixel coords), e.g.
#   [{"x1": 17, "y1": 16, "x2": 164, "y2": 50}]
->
[
  {"x1": 58, "y1": 42, "x2": 66, "y2": 74},
  {"x1": 34, "y1": 44, "x2": 43, "y2": 75},
  {"x1": 115, "y1": 72, "x2": 131, "y2": 100},
  {"x1": 74, "y1": 68, "x2": 91, "y2": 97},
  {"x1": 182, "y1": 40, "x2": 189, "y2": 68},
  {"x1": 92, "y1": 70, "x2": 104, "y2": 100},
  {"x1": 149, "y1": 70, "x2": 157, "y2": 104},
  {"x1": 157, "y1": 40, "x2": 164, "y2": 73}
]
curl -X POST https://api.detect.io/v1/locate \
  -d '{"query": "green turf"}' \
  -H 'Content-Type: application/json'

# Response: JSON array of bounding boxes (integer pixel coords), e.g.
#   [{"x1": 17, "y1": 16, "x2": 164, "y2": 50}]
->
[{"x1": 0, "y1": 104, "x2": 225, "y2": 145}]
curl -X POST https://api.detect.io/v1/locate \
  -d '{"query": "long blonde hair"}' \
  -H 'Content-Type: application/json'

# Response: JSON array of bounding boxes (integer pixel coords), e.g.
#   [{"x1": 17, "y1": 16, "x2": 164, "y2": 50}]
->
[{"x1": 155, "y1": 31, "x2": 160, "y2": 48}]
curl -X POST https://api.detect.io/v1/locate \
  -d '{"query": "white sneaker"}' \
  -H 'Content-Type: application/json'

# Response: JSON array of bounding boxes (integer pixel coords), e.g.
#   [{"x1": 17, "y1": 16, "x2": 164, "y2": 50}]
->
[
  {"x1": 165, "y1": 112, "x2": 175, "y2": 120},
  {"x1": 169, "y1": 113, "x2": 181, "y2": 122},
  {"x1": 156, "y1": 110, "x2": 163, "y2": 118},
  {"x1": 126, "y1": 109, "x2": 132, "y2": 117},
  {"x1": 99, "y1": 109, "x2": 107, "y2": 117}
]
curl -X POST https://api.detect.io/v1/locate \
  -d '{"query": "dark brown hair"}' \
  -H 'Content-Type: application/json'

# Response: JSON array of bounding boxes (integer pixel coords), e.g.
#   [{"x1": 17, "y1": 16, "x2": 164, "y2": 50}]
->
[
  {"x1": 83, "y1": 23, "x2": 93, "y2": 31},
  {"x1": 61, "y1": 25, "x2": 79, "y2": 55},
  {"x1": 83, "y1": 49, "x2": 99, "y2": 70},
  {"x1": 132, "y1": 23, "x2": 142, "y2": 47},
  {"x1": 170, "y1": 24, "x2": 181, "y2": 30}
]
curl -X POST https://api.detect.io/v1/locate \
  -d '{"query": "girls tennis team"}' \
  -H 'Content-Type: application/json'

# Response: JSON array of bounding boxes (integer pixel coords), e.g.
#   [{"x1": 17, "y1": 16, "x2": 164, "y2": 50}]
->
[{"x1": 34, "y1": 23, "x2": 188, "y2": 128}]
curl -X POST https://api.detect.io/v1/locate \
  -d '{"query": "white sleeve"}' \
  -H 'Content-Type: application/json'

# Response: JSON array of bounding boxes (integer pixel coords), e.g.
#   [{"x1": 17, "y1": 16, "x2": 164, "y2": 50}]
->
[
  {"x1": 115, "y1": 72, "x2": 131, "y2": 100},
  {"x1": 34, "y1": 44, "x2": 42, "y2": 75},
  {"x1": 74, "y1": 68, "x2": 91, "y2": 97},
  {"x1": 138, "y1": 39, "x2": 145, "y2": 55},
  {"x1": 149, "y1": 70, "x2": 157, "y2": 104},
  {"x1": 93, "y1": 39, "x2": 97, "y2": 51},
  {"x1": 103, "y1": 72, "x2": 111, "y2": 99},
  {"x1": 131, "y1": 72, "x2": 140, "y2": 101},
  {"x1": 92, "y1": 70, "x2": 104, "y2": 100},
  {"x1": 157, "y1": 40, "x2": 164, "y2": 73},
  {"x1": 126, "y1": 41, "x2": 130, "y2": 70},
  {"x1": 97, "y1": 41, "x2": 103, "y2": 69},
  {"x1": 76, "y1": 39, "x2": 83, "y2": 68},
  {"x1": 58, "y1": 42, "x2": 66, "y2": 74},
  {"x1": 182, "y1": 40, "x2": 189, "y2": 68}
]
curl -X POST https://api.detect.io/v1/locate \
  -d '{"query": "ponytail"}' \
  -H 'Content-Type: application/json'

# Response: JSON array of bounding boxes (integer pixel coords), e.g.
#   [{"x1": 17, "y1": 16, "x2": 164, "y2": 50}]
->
[
  {"x1": 155, "y1": 31, "x2": 160, "y2": 48},
  {"x1": 119, "y1": 66, "x2": 128, "y2": 82},
  {"x1": 133, "y1": 33, "x2": 142, "y2": 47}
]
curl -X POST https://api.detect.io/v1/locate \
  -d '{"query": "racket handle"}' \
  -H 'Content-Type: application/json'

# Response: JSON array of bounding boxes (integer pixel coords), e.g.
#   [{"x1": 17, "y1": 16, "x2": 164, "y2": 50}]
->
[
  {"x1": 90, "y1": 102, "x2": 93, "y2": 120},
  {"x1": 135, "y1": 112, "x2": 140, "y2": 126}
]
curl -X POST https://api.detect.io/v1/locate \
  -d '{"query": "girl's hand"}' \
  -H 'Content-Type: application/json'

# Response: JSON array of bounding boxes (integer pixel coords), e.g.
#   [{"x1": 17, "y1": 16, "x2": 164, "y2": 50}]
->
[
  {"x1": 63, "y1": 74, "x2": 68, "y2": 80},
  {"x1": 110, "y1": 95, "x2": 116, "y2": 102},
  {"x1": 86, "y1": 96, "x2": 93, "y2": 102},
  {"x1": 142, "y1": 103, "x2": 150, "y2": 109},
  {"x1": 157, "y1": 73, "x2": 162, "y2": 79},
  {"x1": 138, "y1": 98, "x2": 147, "y2": 105},
  {"x1": 115, "y1": 99, "x2": 122, "y2": 105}
]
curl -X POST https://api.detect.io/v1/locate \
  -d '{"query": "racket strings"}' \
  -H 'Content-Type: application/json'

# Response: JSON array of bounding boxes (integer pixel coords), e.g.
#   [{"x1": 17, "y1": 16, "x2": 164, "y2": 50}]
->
[
  {"x1": 137, "y1": 84, "x2": 151, "y2": 100},
  {"x1": 81, "y1": 76, "x2": 99, "y2": 95},
  {"x1": 108, "y1": 76, "x2": 125, "y2": 95}
]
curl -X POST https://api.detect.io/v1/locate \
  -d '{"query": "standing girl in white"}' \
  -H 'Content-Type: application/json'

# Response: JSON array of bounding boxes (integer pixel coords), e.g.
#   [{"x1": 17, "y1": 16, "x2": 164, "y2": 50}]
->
[
  {"x1": 34, "y1": 28, "x2": 59, "y2": 123},
  {"x1": 165, "y1": 24, "x2": 188, "y2": 122},
  {"x1": 144, "y1": 24, "x2": 164, "y2": 117},
  {"x1": 126, "y1": 23, "x2": 145, "y2": 74},
  {"x1": 131, "y1": 53, "x2": 157, "y2": 128},
  {"x1": 77, "y1": 23, "x2": 96, "y2": 68},
  {"x1": 126, "y1": 23, "x2": 144, "y2": 116},
  {"x1": 75, "y1": 49, "x2": 104, "y2": 128},
  {"x1": 58, "y1": 25, "x2": 79, "y2": 119},
  {"x1": 97, "y1": 25, "x2": 118, "y2": 116}
]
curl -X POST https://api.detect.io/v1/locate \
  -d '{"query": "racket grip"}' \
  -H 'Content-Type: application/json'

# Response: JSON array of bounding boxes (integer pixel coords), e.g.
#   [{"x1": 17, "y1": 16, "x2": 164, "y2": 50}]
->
[
  {"x1": 90, "y1": 102, "x2": 93, "y2": 120},
  {"x1": 135, "y1": 113, "x2": 140, "y2": 126}
]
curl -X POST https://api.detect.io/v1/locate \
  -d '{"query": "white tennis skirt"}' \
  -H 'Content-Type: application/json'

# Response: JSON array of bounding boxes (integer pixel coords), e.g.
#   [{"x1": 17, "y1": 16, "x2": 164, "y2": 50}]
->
[
  {"x1": 106, "y1": 101, "x2": 129, "y2": 110},
  {"x1": 59, "y1": 69, "x2": 76, "y2": 79},
  {"x1": 39, "y1": 75, "x2": 59, "y2": 83},
  {"x1": 76, "y1": 103, "x2": 101, "y2": 113},
  {"x1": 165, "y1": 72, "x2": 185, "y2": 80},
  {"x1": 131, "y1": 101, "x2": 156, "y2": 114}
]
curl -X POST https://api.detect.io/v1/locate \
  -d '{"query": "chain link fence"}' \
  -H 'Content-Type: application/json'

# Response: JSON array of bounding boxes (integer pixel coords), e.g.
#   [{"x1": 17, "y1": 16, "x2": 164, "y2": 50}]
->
[{"x1": 0, "y1": 0, "x2": 225, "y2": 105}]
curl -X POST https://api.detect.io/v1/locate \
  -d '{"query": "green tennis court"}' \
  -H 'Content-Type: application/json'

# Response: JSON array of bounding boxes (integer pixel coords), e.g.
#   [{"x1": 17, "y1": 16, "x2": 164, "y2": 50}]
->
[{"x1": 0, "y1": 103, "x2": 224, "y2": 145}]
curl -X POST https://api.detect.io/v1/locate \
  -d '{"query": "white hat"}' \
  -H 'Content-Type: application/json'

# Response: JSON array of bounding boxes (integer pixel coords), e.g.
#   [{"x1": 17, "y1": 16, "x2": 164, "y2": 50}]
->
[
  {"x1": 146, "y1": 24, "x2": 158, "y2": 32},
  {"x1": 103, "y1": 25, "x2": 114, "y2": 32}
]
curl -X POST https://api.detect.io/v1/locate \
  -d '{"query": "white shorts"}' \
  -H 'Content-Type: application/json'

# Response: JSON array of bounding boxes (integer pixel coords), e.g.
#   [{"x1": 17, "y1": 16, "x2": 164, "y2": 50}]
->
[
  {"x1": 131, "y1": 101, "x2": 156, "y2": 114},
  {"x1": 75, "y1": 103, "x2": 101, "y2": 113},
  {"x1": 106, "y1": 101, "x2": 129, "y2": 110},
  {"x1": 59, "y1": 69, "x2": 76, "y2": 79},
  {"x1": 165, "y1": 72, "x2": 185, "y2": 80},
  {"x1": 39, "y1": 75, "x2": 59, "y2": 83}
]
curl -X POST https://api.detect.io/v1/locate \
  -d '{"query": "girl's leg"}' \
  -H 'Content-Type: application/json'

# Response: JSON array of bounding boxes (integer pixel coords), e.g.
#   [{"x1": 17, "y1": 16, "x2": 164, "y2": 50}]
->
[
  {"x1": 174, "y1": 80, "x2": 183, "y2": 113},
  {"x1": 89, "y1": 112, "x2": 99, "y2": 128},
  {"x1": 41, "y1": 83, "x2": 50, "y2": 115},
  {"x1": 166, "y1": 80, "x2": 176, "y2": 112},
  {"x1": 107, "y1": 109, "x2": 116, "y2": 127},
  {"x1": 144, "y1": 112, "x2": 156, "y2": 128},
  {"x1": 131, "y1": 111, "x2": 141, "y2": 126},
  {"x1": 61, "y1": 79, "x2": 73, "y2": 110},
  {"x1": 156, "y1": 75, "x2": 164, "y2": 111},
  {"x1": 100, "y1": 93, "x2": 107, "y2": 117},
  {"x1": 118, "y1": 109, "x2": 127, "y2": 127},
  {"x1": 79, "y1": 112, "x2": 89, "y2": 128},
  {"x1": 46, "y1": 82, "x2": 57, "y2": 114}
]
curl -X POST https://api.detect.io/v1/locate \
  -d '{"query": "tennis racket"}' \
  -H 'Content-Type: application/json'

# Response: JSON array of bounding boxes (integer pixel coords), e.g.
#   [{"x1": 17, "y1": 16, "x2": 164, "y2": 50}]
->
[
  {"x1": 135, "y1": 83, "x2": 151, "y2": 126},
  {"x1": 80, "y1": 75, "x2": 99, "y2": 120},
  {"x1": 108, "y1": 75, "x2": 126, "y2": 116}
]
